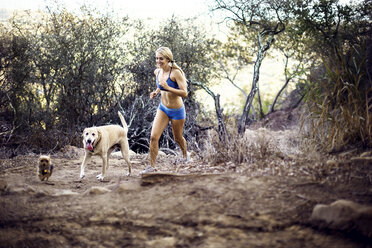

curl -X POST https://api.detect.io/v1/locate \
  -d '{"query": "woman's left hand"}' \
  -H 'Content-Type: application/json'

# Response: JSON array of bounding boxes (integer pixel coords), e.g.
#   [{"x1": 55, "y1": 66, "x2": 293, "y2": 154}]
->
[{"x1": 159, "y1": 80, "x2": 169, "y2": 90}]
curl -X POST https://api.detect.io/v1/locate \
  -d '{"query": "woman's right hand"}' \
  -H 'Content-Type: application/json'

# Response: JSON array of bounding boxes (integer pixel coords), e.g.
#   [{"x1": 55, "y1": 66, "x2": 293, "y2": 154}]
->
[{"x1": 150, "y1": 91, "x2": 157, "y2": 99}]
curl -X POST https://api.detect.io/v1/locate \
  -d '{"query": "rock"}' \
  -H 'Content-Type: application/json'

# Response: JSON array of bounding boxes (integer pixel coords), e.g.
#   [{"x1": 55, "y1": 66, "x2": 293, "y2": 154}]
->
[
  {"x1": 145, "y1": 237, "x2": 176, "y2": 248},
  {"x1": 53, "y1": 189, "x2": 79, "y2": 196},
  {"x1": 158, "y1": 150, "x2": 167, "y2": 157},
  {"x1": 117, "y1": 181, "x2": 141, "y2": 192},
  {"x1": 6, "y1": 184, "x2": 54, "y2": 196},
  {"x1": 111, "y1": 150, "x2": 137, "y2": 158},
  {"x1": 311, "y1": 199, "x2": 372, "y2": 238},
  {"x1": 111, "y1": 151, "x2": 121, "y2": 158},
  {"x1": 60, "y1": 145, "x2": 84, "y2": 158},
  {"x1": 9, "y1": 185, "x2": 37, "y2": 194},
  {"x1": 84, "y1": 186, "x2": 111, "y2": 195}
]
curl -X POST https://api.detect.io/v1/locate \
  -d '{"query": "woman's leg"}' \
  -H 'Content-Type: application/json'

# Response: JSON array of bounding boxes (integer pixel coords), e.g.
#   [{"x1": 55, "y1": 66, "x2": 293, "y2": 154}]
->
[
  {"x1": 171, "y1": 118, "x2": 187, "y2": 158},
  {"x1": 149, "y1": 109, "x2": 169, "y2": 167}
]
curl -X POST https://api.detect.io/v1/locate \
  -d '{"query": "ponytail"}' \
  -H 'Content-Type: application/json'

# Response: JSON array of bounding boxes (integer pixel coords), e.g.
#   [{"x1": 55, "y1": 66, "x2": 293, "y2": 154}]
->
[{"x1": 170, "y1": 61, "x2": 186, "y2": 78}]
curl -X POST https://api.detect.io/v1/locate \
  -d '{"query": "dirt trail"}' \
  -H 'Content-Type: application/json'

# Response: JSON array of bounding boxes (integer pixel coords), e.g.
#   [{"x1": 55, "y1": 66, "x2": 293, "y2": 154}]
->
[{"x1": 0, "y1": 149, "x2": 371, "y2": 248}]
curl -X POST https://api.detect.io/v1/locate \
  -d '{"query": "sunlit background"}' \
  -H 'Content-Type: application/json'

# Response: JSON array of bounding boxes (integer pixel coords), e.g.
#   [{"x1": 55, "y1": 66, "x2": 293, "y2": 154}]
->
[
  {"x1": 0, "y1": 0, "x2": 289, "y2": 113},
  {"x1": 0, "y1": 0, "x2": 212, "y2": 19}
]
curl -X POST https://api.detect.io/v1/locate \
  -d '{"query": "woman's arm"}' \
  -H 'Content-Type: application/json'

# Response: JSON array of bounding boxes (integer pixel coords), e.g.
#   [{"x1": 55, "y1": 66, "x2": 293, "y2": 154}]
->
[
  {"x1": 150, "y1": 69, "x2": 161, "y2": 99},
  {"x1": 150, "y1": 88, "x2": 161, "y2": 99}
]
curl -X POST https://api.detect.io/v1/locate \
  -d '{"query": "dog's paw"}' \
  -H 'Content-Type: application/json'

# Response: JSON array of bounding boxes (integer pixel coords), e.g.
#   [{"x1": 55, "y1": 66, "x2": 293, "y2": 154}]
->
[
  {"x1": 80, "y1": 173, "x2": 85, "y2": 179},
  {"x1": 96, "y1": 174, "x2": 104, "y2": 181},
  {"x1": 126, "y1": 172, "x2": 131, "y2": 177}
]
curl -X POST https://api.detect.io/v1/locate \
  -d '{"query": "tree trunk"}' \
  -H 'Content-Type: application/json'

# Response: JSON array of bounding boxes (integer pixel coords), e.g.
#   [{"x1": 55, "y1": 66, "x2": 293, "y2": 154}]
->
[
  {"x1": 269, "y1": 51, "x2": 289, "y2": 114},
  {"x1": 214, "y1": 93, "x2": 228, "y2": 143},
  {"x1": 269, "y1": 79, "x2": 290, "y2": 114},
  {"x1": 257, "y1": 87, "x2": 264, "y2": 118},
  {"x1": 268, "y1": 53, "x2": 303, "y2": 114},
  {"x1": 238, "y1": 33, "x2": 275, "y2": 133},
  {"x1": 191, "y1": 81, "x2": 228, "y2": 143}
]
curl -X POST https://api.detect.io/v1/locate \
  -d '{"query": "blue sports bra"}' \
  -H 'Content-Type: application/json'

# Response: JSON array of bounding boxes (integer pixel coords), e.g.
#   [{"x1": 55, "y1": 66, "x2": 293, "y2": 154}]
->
[{"x1": 156, "y1": 68, "x2": 179, "y2": 91}]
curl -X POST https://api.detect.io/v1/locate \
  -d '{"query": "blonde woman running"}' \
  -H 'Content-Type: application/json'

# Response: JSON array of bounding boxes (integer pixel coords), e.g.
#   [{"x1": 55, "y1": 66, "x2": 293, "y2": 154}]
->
[{"x1": 141, "y1": 47, "x2": 188, "y2": 174}]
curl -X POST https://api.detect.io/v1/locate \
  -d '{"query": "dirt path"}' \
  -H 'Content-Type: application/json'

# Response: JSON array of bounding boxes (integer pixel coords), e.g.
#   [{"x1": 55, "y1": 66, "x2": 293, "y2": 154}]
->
[{"x1": 0, "y1": 150, "x2": 371, "y2": 248}]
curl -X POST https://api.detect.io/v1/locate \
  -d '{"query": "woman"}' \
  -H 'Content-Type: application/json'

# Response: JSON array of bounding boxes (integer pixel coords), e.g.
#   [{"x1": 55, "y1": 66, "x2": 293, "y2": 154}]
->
[{"x1": 141, "y1": 47, "x2": 188, "y2": 174}]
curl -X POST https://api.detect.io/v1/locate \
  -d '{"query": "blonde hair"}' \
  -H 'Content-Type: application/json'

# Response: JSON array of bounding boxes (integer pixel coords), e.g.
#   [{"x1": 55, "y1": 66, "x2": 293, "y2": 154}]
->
[{"x1": 156, "y1": 47, "x2": 185, "y2": 76}]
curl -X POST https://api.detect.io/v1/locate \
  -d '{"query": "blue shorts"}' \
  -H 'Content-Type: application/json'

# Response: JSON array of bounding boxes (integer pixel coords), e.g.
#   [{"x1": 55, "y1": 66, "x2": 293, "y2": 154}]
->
[{"x1": 159, "y1": 102, "x2": 186, "y2": 120}]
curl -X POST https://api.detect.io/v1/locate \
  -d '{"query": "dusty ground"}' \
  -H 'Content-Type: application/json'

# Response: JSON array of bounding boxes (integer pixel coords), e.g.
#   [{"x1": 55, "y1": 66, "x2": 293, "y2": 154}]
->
[{"x1": 0, "y1": 140, "x2": 372, "y2": 247}]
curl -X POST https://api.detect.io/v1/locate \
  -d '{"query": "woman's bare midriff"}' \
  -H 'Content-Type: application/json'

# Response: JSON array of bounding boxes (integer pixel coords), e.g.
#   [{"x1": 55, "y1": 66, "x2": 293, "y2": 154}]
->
[{"x1": 161, "y1": 91, "x2": 183, "y2": 109}]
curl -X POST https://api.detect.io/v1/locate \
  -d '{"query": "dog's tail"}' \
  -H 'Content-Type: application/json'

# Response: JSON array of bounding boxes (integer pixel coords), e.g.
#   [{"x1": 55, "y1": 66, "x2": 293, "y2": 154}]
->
[{"x1": 118, "y1": 111, "x2": 128, "y2": 133}]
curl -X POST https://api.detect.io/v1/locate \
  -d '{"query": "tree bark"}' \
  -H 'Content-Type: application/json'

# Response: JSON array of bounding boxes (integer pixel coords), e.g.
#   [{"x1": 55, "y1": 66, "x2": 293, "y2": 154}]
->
[
  {"x1": 268, "y1": 54, "x2": 290, "y2": 114},
  {"x1": 238, "y1": 33, "x2": 275, "y2": 133},
  {"x1": 191, "y1": 81, "x2": 228, "y2": 143}
]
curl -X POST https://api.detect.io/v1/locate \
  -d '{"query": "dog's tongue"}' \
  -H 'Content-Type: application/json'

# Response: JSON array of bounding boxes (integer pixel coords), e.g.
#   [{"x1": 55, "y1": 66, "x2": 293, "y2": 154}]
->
[{"x1": 86, "y1": 143, "x2": 94, "y2": 151}]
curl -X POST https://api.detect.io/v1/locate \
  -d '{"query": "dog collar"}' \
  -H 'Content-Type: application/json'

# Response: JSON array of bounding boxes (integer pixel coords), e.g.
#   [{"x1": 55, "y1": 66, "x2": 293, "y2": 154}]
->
[{"x1": 91, "y1": 138, "x2": 101, "y2": 153}]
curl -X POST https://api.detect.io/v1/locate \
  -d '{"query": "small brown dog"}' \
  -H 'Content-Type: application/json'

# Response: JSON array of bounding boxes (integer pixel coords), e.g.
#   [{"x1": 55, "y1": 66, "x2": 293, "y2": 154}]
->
[{"x1": 37, "y1": 155, "x2": 53, "y2": 181}]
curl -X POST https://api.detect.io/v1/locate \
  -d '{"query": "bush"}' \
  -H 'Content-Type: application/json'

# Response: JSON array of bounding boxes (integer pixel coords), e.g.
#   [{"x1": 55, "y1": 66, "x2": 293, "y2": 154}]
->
[
  {"x1": 302, "y1": 43, "x2": 372, "y2": 152},
  {"x1": 200, "y1": 124, "x2": 301, "y2": 165}
]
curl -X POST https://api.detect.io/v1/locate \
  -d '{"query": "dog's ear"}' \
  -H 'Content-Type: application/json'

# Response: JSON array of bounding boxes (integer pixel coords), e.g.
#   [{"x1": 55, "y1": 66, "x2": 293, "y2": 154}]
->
[
  {"x1": 82, "y1": 128, "x2": 87, "y2": 138},
  {"x1": 96, "y1": 129, "x2": 102, "y2": 144}
]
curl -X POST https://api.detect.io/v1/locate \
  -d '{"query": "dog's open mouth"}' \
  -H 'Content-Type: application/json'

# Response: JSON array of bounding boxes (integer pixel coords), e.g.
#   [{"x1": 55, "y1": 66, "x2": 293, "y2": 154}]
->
[{"x1": 86, "y1": 142, "x2": 94, "y2": 151}]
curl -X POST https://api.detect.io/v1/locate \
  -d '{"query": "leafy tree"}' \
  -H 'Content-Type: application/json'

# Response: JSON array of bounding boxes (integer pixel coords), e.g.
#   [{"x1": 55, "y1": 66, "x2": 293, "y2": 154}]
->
[
  {"x1": 292, "y1": 0, "x2": 371, "y2": 60},
  {"x1": 45, "y1": 6, "x2": 130, "y2": 128},
  {"x1": 291, "y1": 0, "x2": 372, "y2": 150},
  {"x1": 211, "y1": 24, "x2": 253, "y2": 104},
  {"x1": 0, "y1": 24, "x2": 32, "y2": 153},
  {"x1": 268, "y1": 22, "x2": 311, "y2": 113},
  {"x1": 213, "y1": 0, "x2": 288, "y2": 133},
  {"x1": 0, "y1": 6, "x2": 130, "y2": 153},
  {"x1": 123, "y1": 17, "x2": 219, "y2": 152}
]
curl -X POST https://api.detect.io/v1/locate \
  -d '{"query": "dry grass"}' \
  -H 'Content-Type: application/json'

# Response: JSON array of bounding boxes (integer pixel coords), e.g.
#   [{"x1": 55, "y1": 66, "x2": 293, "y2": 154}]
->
[
  {"x1": 200, "y1": 126, "x2": 302, "y2": 166},
  {"x1": 197, "y1": 124, "x2": 370, "y2": 185},
  {"x1": 301, "y1": 45, "x2": 371, "y2": 152},
  {"x1": 197, "y1": 124, "x2": 332, "y2": 181}
]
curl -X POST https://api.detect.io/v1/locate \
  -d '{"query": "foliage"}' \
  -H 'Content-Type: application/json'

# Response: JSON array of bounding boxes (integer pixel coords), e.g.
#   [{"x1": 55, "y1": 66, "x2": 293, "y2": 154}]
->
[
  {"x1": 0, "y1": 6, "x2": 130, "y2": 155},
  {"x1": 210, "y1": 0, "x2": 371, "y2": 152},
  {"x1": 268, "y1": 20, "x2": 312, "y2": 113},
  {"x1": 126, "y1": 17, "x2": 217, "y2": 95},
  {"x1": 123, "y1": 17, "x2": 218, "y2": 152},
  {"x1": 0, "y1": 7, "x2": 219, "y2": 156},
  {"x1": 292, "y1": 0, "x2": 371, "y2": 58},
  {"x1": 1, "y1": 0, "x2": 370, "y2": 157},
  {"x1": 295, "y1": 0, "x2": 372, "y2": 150},
  {"x1": 303, "y1": 43, "x2": 371, "y2": 151},
  {"x1": 200, "y1": 124, "x2": 301, "y2": 166},
  {"x1": 213, "y1": 0, "x2": 289, "y2": 132},
  {"x1": 210, "y1": 23, "x2": 254, "y2": 102}
]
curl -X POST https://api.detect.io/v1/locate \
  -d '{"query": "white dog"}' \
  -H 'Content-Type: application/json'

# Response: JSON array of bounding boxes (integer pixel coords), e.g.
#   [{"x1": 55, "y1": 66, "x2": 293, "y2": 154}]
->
[{"x1": 80, "y1": 111, "x2": 131, "y2": 181}]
